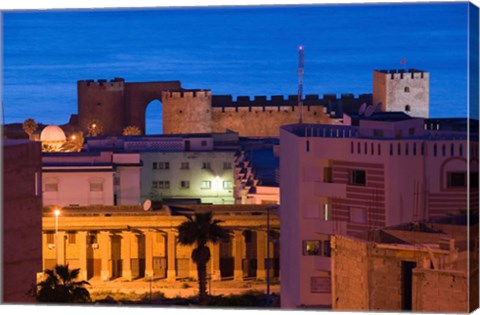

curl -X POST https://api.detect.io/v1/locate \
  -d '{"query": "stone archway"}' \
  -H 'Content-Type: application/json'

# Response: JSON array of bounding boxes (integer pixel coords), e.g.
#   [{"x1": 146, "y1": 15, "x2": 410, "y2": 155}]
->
[{"x1": 145, "y1": 99, "x2": 163, "y2": 135}]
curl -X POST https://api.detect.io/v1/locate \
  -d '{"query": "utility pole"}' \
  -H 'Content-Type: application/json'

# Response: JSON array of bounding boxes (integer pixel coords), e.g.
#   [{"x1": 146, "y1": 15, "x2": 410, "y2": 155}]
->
[{"x1": 298, "y1": 45, "x2": 304, "y2": 124}]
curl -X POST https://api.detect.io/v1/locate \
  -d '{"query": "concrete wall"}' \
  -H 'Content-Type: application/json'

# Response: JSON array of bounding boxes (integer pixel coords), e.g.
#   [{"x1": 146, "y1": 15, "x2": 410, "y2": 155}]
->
[
  {"x1": 412, "y1": 269, "x2": 469, "y2": 312},
  {"x1": 43, "y1": 171, "x2": 115, "y2": 206},
  {"x1": 331, "y1": 235, "x2": 369, "y2": 310},
  {"x1": 3, "y1": 140, "x2": 43, "y2": 303}
]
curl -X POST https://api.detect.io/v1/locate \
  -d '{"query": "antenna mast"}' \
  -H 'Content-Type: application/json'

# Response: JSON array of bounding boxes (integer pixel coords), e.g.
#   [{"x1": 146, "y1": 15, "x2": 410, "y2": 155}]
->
[{"x1": 298, "y1": 45, "x2": 304, "y2": 124}]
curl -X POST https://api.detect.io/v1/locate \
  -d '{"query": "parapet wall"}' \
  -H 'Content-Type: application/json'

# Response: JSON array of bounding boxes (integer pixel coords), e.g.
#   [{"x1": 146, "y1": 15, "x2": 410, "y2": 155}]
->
[{"x1": 375, "y1": 69, "x2": 428, "y2": 80}]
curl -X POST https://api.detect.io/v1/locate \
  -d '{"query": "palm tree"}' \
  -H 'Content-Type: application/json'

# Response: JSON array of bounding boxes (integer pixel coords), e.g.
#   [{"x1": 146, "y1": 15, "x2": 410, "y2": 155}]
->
[
  {"x1": 22, "y1": 118, "x2": 38, "y2": 140},
  {"x1": 35, "y1": 264, "x2": 91, "y2": 303},
  {"x1": 122, "y1": 125, "x2": 142, "y2": 136},
  {"x1": 177, "y1": 211, "x2": 230, "y2": 305}
]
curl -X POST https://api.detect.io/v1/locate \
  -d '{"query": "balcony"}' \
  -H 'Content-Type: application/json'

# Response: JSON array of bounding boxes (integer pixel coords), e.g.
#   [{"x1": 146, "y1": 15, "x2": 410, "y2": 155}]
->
[{"x1": 315, "y1": 181, "x2": 347, "y2": 198}]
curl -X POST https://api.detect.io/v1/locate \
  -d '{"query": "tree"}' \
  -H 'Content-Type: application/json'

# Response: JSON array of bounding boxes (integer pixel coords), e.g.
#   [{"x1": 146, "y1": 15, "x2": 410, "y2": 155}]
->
[
  {"x1": 122, "y1": 125, "x2": 142, "y2": 136},
  {"x1": 87, "y1": 119, "x2": 103, "y2": 137},
  {"x1": 59, "y1": 132, "x2": 84, "y2": 152},
  {"x1": 177, "y1": 212, "x2": 230, "y2": 305},
  {"x1": 35, "y1": 264, "x2": 91, "y2": 303},
  {"x1": 23, "y1": 118, "x2": 38, "y2": 140}
]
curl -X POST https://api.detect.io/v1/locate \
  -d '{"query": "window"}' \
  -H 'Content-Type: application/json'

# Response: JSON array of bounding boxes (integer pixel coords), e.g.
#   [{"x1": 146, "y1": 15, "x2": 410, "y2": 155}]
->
[
  {"x1": 201, "y1": 180, "x2": 212, "y2": 189},
  {"x1": 303, "y1": 240, "x2": 321, "y2": 256},
  {"x1": 202, "y1": 162, "x2": 211, "y2": 169},
  {"x1": 323, "y1": 240, "x2": 331, "y2": 257},
  {"x1": 405, "y1": 143, "x2": 409, "y2": 155},
  {"x1": 433, "y1": 144, "x2": 438, "y2": 156},
  {"x1": 114, "y1": 176, "x2": 120, "y2": 186},
  {"x1": 201, "y1": 140, "x2": 208, "y2": 146},
  {"x1": 450, "y1": 144, "x2": 454, "y2": 157},
  {"x1": 395, "y1": 130, "x2": 402, "y2": 139},
  {"x1": 68, "y1": 232, "x2": 76, "y2": 244},
  {"x1": 223, "y1": 181, "x2": 234, "y2": 189},
  {"x1": 404, "y1": 87, "x2": 410, "y2": 93},
  {"x1": 397, "y1": 143, "x2": 401, "y2": 155},
  {"x1": 153, "y1": 162, "x2": 158, "y2": 170},
  {"x1": 350, "y1": 170, "x2": 366, "y2": 186},
  {"x1": 223, "y1": 162, "x2": 232, "y2": 169},
  {"x1": 180, "y1": 162, "x2": 189, "y2": 170},
  {"x1": 153, "y1": 181, "x2": 170, "y2": 189},
  {"x1": 323, "y1": 204, "x2": 331, "y2": 221},
  {"x1": 323, "y1": 167, "x2": 333, "y2": 183},
  {"x1": 373, "y1": 129, "x2": 384, "y2": 137},
  {"x1": 350, "y1": 207, "x2": 367, "y2": 224},
  {"x1": 409, "y1": 128, "x2": 415, "y2": 136},
  {"x1": 180, "y1": 181, "x2": 190, "y2": 189},
  {"x1": 413, "y1": 143, "x2": 417, "y2": 155},
  {"x1": 306, "y1": 140, "x2": 310, "y2": 152},
  {"x1": 350, "y1": 141, "x2": 354, "y2": 154},
  {"x1": 90, "y1": 182, "x2": 103, "y2": 192},
  {"x1": 405, "y1": 105, "x2": 411, "y2": 112},
  {"x1": 47, "y1": 232, "x2": 54, "y2": 244},
  {"x1": 471, "y1": 172, "x2": 479, "y2": 188},
  {"x1": 45, "y1": 183, "x2": 58, "y2": 192},
  {"x1": 159, "y1": 162, "x2": 170, "y2": 170},
  {"x1": 447, "y1": 172, "x2": 466, "y2": 188},
  {"x1": 459, "y1": 144, "x2": 463, "y2": 156},
  {"x1": 442, "y1": 145, "x2": 446, "y2": 157},
  {"x1": 378, "y1": 143, "x2": 381, "y2": 155}
]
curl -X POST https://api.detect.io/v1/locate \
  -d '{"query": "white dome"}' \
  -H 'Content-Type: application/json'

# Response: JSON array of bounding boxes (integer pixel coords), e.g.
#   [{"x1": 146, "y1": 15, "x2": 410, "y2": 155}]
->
[{"x1": 40, "y1": 125, "x2": 66, "y2": 142}]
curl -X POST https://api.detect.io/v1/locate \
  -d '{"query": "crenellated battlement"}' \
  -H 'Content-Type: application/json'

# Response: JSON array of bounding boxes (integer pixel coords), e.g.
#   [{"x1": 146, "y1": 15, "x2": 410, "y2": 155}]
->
[
  {"x1": 162, "y1": 89, "x2": 212, "y2": 99},
  {"x1": 212, "y1": 93, "x2": 371, "y2": 109},
  {"x1": 374, "y1": 69, "x2": 428, "y2": 80},
  {"x1": 78, "y1": 77, "x2": 126, "y2": 90}
]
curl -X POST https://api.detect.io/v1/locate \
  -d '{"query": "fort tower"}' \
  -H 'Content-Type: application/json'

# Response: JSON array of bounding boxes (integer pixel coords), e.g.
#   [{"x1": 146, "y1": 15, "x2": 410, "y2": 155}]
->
[{"x1": 373, "y1": 69, "x2": 429, "y2": 118}]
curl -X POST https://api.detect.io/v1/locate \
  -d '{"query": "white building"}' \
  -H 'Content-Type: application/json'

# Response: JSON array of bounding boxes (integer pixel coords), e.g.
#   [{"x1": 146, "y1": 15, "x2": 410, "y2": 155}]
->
[{"x1": 42, "y1": 151, "x2": 141, "y2": 207}]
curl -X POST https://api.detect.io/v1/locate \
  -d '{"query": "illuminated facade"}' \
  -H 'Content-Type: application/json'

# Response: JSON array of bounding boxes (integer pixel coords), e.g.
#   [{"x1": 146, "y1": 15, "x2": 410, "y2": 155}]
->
[
  {"x1": 41, "y1": 205, "x2": 280, "y2": 282},
  {"x1": 279, "y1": 116, "x2": 478, "y2": 308}
]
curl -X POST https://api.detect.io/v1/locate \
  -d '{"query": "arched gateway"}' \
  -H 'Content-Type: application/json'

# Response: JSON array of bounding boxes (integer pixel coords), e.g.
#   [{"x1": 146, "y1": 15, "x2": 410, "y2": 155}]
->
[{"x1": 77, "y1": 78, "x2": 212, "y2": 135}]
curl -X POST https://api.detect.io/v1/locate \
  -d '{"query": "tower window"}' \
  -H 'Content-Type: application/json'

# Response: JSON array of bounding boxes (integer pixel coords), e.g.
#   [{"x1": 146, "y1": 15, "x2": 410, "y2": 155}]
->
[
  {"x1": 349, "y1": 170, "x2": 366, "y2": 186},
  {"x1": 405, "y1": 105, "x2": 411, "y2": 112},
  {"x1": 404, "y1": 87, "x2": 410, "y2": 93}
]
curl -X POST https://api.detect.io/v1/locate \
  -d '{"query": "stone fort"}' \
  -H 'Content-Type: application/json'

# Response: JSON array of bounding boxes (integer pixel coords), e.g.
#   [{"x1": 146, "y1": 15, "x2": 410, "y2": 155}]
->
[{"x1": 73, "y1": 69, "x2": 429, "y2": 136}]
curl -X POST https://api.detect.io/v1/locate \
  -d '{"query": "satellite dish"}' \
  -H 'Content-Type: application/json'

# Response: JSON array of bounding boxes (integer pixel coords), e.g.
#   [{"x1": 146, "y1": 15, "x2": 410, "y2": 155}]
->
[
  {"x1": 143, "y1": 199, "x2": 152, "y2": 211},
  {"x1": 358, "y1": 103, "x2": 367, "y2": 115},
  {"x1": 364, "y1": 105, "x2": 375, "y2": 117},
  {"x1": 374, "y1": 102, "x2": 382, "y2": 112}
]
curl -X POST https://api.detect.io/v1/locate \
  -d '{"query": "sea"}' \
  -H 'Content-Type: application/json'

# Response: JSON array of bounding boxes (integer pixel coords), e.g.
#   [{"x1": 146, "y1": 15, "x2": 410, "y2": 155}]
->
[{"x1": 1, "y1": 2, "x2": 475, "y2": 134}]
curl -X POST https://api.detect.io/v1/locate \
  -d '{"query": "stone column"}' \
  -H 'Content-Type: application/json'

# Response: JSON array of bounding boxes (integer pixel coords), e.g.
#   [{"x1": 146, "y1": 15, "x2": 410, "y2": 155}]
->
[
  {"x1": 233, "y1": 230, "x2": 244, "y2": 281},
  {"x1": 210, "y1": 242, "x2": 221, "y2": 281},
  {"x1": 57, "y1": 231, "x2": 66, "y2": 265},
  {"x1": 121, "y1": 231, "x2": 133, "y2": 281},
  {"x1": 167, "y1": 230, "x2": 177, "y2": 281},
  {"x1": 98, "y1": 231, "x2": 111, "y2": 281},
  {"x1": 256, "y1": 231, "x2": 267, "y2": 280},
  {"x1": 144, "y1": 230, "x2": 154, "y2": 279},
  {"x1": 77, "y1": 231, "x2": 88, "y2": 281}
]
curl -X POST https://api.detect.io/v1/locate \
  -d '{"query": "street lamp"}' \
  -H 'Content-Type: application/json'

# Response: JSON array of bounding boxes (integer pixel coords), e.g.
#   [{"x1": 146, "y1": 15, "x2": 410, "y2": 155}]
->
[{"x1": 54, "y1": 209, "x2": 61, "y2": 264}]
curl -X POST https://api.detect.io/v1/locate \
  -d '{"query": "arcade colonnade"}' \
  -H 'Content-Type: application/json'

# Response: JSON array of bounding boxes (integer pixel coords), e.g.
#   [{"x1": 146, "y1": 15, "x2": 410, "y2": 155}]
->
[{"x1": 42, "y1": 209, "x2": 280, "y2": 282}]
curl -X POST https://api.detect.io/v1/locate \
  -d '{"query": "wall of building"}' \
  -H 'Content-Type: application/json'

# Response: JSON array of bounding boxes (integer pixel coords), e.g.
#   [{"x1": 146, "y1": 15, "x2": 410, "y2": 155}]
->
[
  {"x1": 43, "y1": 171, "x2": 115, "y2": 206},
  {"x1": 412, "y1": 268, "x2": 469, "y2": 312},
  {"x1": 3, "y1": 140, "x2": 43, "y2": 303},
  {"x1": 331, "y1": 235, "x2": 369, "y2": 310},
  {"x1": 141, "y1": 151, "x2": 236, "y2": 204}
]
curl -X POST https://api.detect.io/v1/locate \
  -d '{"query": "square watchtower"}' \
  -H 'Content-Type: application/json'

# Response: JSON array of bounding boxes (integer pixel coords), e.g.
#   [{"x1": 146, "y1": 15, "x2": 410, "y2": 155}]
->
[{"x1": 373, "y1": 69, "x2": 429, "y2": 118}]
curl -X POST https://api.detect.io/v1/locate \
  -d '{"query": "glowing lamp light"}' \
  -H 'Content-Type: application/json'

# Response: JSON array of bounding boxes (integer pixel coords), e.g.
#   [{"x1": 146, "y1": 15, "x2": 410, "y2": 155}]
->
[
  {"x1": 92, "y1": 124, "x2": 97, "y2": 128},
  {"x1": 54, "y1": 209, "x2": 61, "y2": 217},
  {"x1": 299, "y1": 45, "x2": 304, "y2": 50},
  {"x1": 71, "y1": 135, "x2": 77, "y2": 140}
]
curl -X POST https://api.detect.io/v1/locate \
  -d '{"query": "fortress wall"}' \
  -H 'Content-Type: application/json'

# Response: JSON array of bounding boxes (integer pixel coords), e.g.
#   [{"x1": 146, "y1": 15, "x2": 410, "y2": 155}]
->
[
  {"x1": 124, "y1": 81, "x2": 181, "y2": 132},
  {"x1": 211, "y1": 106, "x2": 336, "y2": 136},
  {"x1": 77, "y1": 78, "x2": 126, "y2": 135},
  {"x1": 162, "y1": 90, "x2": 213, "y2": 134}
]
